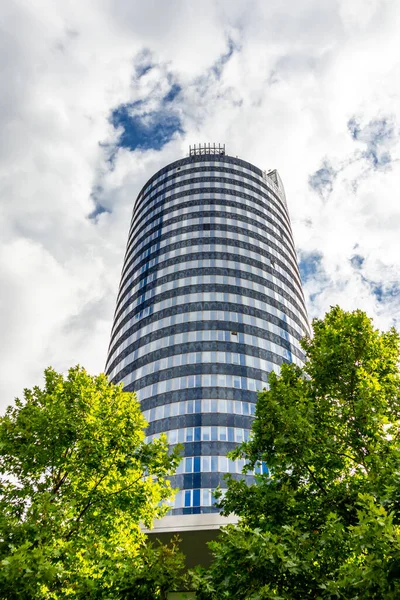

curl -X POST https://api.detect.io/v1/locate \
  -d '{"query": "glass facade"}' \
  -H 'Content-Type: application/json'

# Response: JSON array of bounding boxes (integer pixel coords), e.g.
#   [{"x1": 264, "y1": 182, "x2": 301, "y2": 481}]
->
[{"x1": 105, "y1": 149, "x2": 309, "y2": 515}]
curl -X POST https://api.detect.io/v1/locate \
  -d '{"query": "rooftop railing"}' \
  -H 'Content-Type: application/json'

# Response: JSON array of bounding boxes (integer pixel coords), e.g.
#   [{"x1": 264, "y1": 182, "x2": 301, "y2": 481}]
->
[{"x1": 189, "y1": 143, "x2": 225, "y2": 156}]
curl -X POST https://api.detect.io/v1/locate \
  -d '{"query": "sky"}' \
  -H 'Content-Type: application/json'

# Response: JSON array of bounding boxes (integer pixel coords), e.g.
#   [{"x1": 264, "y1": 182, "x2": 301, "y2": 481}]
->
[{"x1": 1, "y1": 0, "x2": 400, "y2": 411}]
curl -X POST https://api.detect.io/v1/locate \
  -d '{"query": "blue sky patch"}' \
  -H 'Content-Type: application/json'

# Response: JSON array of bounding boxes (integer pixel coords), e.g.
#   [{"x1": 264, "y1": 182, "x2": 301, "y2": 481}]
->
[
  {"x1": 136, "y1": 63, "x2": 153, "y2": 78},
  {"x1": 110, "y1": 102, "x2": 183, "y2": 152},
  {"x1": 357, "y1": 274, "x2": 400, "y2": 304},
  {"x1": 348, "y1": 118, "x2": 361, "y2": 140},
  {"x1": 348, "y1": 117, "x2": 395, "y2": 169},
  {"x1": 211, "y1": 38, "x2": 237, "y2": 79},
  {"x1": 371, "y1": 282, "x2": 384, "y2": 302},
  {"x1": 134, "y1": 49, "x2": 153, "y2": 78},
  {"x1": 350, "y1": 254, "x2": 364, "y2": 269},
  {"x1": 298, "y1": 251, "x2": 323, "y2": 282},
  {"x1": 370, "y1": 281, "x2": 399, "y2": 303},
  {"x1": 309, "y1": 160, "x2": 337, "y2": 196},
  {"x1": 163, "y1": 83, "x2": 181, "y2": 103},
  {"x1": 88, "y1": 202, "x2": 110, "y2": 221}
]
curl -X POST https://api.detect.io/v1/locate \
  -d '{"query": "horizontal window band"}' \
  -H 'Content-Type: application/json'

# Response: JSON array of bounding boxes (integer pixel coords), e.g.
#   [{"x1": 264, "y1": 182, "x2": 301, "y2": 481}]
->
[
  {"x1": 136, "y1": 155, "x2": 269, "y2": 202},
  {"x1": 143, "y1": 398, "x2": 257, "y2": 424},
  {"x1": 144, "y1": 397, "x2": 256, "y2": 420},
  {"x1": 107, "y1": 300, "x2": 305, "y2": 365},
  {"x1": 173, "y1": 456, "x2": 267, "y2": 477},
  {"x1": 110, "y1": 283, "x2": 308, "y2": 344},
  {"x1": 145, "y1": 412, "x2": 254, "y2": 436},
  {"x1": 121, "y1": 226, "x2": 298, "y2": 296},
  {"x1": 127, "y1": 207, "x2": 297, "y2": 269},
  {"x1": 109, "y1": 290, "x2": 308, "y2": 356},
  {"x1": 168, "y1": 507, "x2": 219, "y2": 515},
  {"x1": 114, "y1": 359, "x2": 276, "y2": 391},
  {"x1": 169, "y1": 473, "x2": 255, "y2": 492},
  {"x1": 128, "y1": 197, "x2": 296, "y2": 260},
  {"x1": 146, "y1": 425, "x2": 251, "y2": 445},
  {"x1": 133, "y1": 170, "x2": 290, "y2": 233},
  {"x1": 130, "y1": 191, "x2": 292, "y2": 263},
  {"x1": 114, "y1": 266, "x2": 308, "y2": 328},
  {"x1": 124, "y1": 372, "x2": 269, "y2": 403},
  {"x1": 120, "y1": 239, "x2": 304, "y2": 305},
  {"x1": 106, "y1": 322, "x2": 305, "y2": 377},
  {"x1": 118, "y1": 252, "x2": 303, "y2": 316},
  {"x1": 138, "y1": 386, "x2": 259, "y2": 412},
  {"x1": 110, "y1": 343, "x2": 302, "y2": 385},
  {"x1": 169, "y1": 507, "x2": 223, "y2": 515},
  {"x1": 120, "y1": 234, "x2": 303, "y2": 300},
  {"x1": 106, "y1": 320, "x2": 304, "y2": 374},
  {"x1": 170, "y1": 441, "x2": 248, "y2": 458},
  {"x1": 109, "y1": 292, "x2": 308, "y2": 360},
  {"x1": 122, "y1": 222, "x2": 299, "y2": 287},
  {"x1": 135, "y1": 161, "x2": 286, "y2": 220},
  {"x1": 131, "y1": 190, "x2": 291, "y2": 258}
]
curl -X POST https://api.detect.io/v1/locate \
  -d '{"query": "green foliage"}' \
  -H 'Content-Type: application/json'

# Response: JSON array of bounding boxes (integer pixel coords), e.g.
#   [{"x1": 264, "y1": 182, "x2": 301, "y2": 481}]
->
[
  {"x1": 0, "y1": 366, "x2": 186, "y2": 598},
  {"x1": 193, "y1": 307, "x2": 400, "y2": 599},
  {"x1": 114, "y1": 536, "x2": 187, "y2": 600}
]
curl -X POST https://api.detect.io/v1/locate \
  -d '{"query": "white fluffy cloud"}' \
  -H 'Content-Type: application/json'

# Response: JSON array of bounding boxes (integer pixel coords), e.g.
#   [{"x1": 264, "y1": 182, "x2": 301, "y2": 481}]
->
[{"x1": 1, "y1": 0, "x2": 400, "y2": 410}]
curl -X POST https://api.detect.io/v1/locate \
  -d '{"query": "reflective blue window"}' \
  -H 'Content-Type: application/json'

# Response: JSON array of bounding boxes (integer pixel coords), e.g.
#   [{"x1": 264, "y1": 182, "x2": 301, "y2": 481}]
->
[{"x1": 193, "y1": 489, "x2": 200, "y2": 507}]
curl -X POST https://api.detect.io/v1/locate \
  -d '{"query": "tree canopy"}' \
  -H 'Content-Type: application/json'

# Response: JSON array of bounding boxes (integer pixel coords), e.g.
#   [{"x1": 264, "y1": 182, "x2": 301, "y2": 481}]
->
[
  {"x1": 193, "y1": 307, "x2": 400, "y2": 599},
  {"x1": 0, "y1": 366, "x2": 185, "y2": 599}
]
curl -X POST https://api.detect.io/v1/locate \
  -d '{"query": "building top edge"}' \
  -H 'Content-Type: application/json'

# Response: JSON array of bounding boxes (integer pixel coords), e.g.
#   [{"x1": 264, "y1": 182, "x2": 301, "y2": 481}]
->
[{"x1": 136, "y1": 153, "x2": 283, "y2": 201}]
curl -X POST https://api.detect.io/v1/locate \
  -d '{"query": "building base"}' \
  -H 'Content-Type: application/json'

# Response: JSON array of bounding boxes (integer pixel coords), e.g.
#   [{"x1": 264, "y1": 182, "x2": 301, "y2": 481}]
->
[{"x1": 145, "y1": 512, "x2": 238, "y2": 569}]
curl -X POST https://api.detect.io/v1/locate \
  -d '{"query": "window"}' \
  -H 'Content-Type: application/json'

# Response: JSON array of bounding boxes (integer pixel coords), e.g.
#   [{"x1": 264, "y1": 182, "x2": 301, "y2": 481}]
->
[
  {"x1": 184, "y1": 490, "x2": 191, "y2": 507},
  {"x1": 203, "y1": 426, "x2": 211, "y2": 441},
  {"x1": 202, "y1": 456, "x2": 210, "y2": 471},
  {"x1": 193, "y1": 489, "x2": 200, "y2": 507}
]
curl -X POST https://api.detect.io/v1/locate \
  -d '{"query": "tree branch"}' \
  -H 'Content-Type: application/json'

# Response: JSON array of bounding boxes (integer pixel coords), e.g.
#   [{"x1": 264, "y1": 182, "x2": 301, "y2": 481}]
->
[
  {"x1": 303, "y1": 462, "x2": 328, "y2": 496},
  {"x1": 51, "y1": 471, "x2": 69, "y2": 497},
  {"x1": 64, "y1": 470, "x2": 110, "y2": 541}
]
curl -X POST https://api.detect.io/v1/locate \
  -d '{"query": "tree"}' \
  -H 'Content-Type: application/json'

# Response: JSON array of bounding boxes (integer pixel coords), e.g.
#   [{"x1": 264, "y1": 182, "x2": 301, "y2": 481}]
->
[
  {"x1": 0, "y1": 366, "x2": 185, "y2": 599},
  {"x1": 193, "y1": 307, "x2": 400, "y2": 599}
]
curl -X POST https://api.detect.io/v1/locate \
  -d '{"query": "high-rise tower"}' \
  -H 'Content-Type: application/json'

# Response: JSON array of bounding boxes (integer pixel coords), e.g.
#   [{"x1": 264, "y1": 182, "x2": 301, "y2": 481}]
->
[{"x1": 106, "y1": 144, "x2": 308, "y2": 534}]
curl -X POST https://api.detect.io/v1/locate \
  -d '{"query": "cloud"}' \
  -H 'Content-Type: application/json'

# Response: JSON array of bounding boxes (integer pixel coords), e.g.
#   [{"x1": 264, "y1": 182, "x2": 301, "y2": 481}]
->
[{"x1": 2, "y1": 0, "x2": 400, "y2": 412}]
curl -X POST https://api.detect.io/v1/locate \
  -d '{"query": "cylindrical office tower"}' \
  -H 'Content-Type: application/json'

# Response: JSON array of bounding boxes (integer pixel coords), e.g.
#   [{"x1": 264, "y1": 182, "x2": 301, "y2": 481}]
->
[{"x1": 106, "y1": 144, "x2": 308, "y2": 520}]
